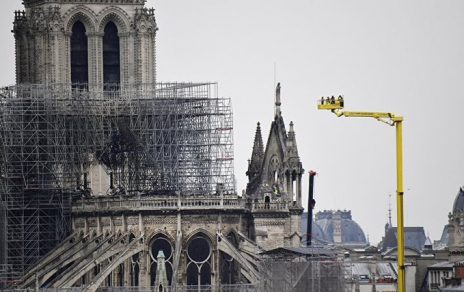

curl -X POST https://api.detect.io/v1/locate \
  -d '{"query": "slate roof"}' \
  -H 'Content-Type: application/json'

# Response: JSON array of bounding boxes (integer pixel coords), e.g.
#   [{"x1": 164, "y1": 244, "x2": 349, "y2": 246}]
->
[
  {"x1": 260, "y1": 246, "x2": 336, "y2": 260},
  {"x1": 440, "y1": 225, "x2": 450, "y2": 246},
  {"x1": 347, "y1": 262, "x2": 397, "y2": 280},
  {"x1": 428, "y1": 261, "x2": 454, "y2": 269},
  {"x1": 382, "y1": 227, "x2": 426, "y2": 252},
  {"x1": 452, "y1": 187, "x2": 464, "y2": 214}
]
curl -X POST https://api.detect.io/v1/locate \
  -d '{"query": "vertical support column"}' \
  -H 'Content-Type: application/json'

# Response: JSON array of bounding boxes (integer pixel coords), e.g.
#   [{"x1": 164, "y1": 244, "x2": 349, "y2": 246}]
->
[
  {"x1": 288, "y1": 173, "x2": 294, "y2": 201},
  {"x1": 139, "y1": 250, "x2": 148, "y2": 288},
  {"x1": 296, "y1": 173, "x2": 302, "y2": 206},
  {"x1": 14, "y1": 30, "x2": 21, "y2": 83},
  {"x1": 112, "y1": 265, "x2": 119, "y2": 287},
  {"x1": 49, "y1": 31, "x2": 58, "y2": 83},
  {"x1": 110, "y1": 216, "x2": 114, "y2": 233},
  {"x1": 87, "y1": 32, "x2": 103, "y2": 91},
  {"x1": 56, "y1": 31, "x2": 67, "y2": 84},
  {"x1": 34, "y1": 32, "x2": 44, "y2": 83},
  {"x1": 140, "y1": 33, "x2": 148, "y2": 85},
  {"x1": 151, "y1": 32, "x2": 157, "y2": 85},
  {"x1": 148, "y1": 32, "x2": 156, "y2": 85},
  {"x1": 97, "y1": 216, "x2": 102, "y2": 236},
  {"x1": 64, "y1": 32, "x2": 71, "y2": 84},
  {"x1": 84, "y1": 217, "x2": 88, "y2": 234},
  {"x1": 29, "y1": 31, "x2": 37, "y2": 83},
  {"x1": 119, "y1": 33, "x2": 129, "y2": 87},
  {"x1": 122, "y1": 214, "x2": 127, "y2": 233},
  {"x1": 138, "y1": 213, "x2": 143, "y2": 234},
  {"x1": 286, "y1": 172, "x2": 291, "y2": 197},
  {"x1": 124, "y1": 259, "x2": 130, "y2": 287},
  {"x1": 395, "y1": 118, "x2": 405, "y2": 292}
]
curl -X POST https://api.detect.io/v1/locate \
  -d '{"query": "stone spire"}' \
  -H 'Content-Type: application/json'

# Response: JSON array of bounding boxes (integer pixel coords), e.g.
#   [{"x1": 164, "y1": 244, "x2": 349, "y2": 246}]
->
[
  {"x1": 246, "y1": 122, "x2": 264, "y2": 180},
  {"x1": 154, "y1": 250, "x2": 168, "y2": 292},
  {"x1": 286, "y1": 121, "x2": 299, "y2": 157},
  {"x1": 275, "y1": 82, "x2": 281, "y2": 117}
]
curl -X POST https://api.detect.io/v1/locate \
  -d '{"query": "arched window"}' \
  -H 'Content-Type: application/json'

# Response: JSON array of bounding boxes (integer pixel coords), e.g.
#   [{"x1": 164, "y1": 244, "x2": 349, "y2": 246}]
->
[
  {"x1": 186, "y1": 235, "x2": 212, "y2": 287},
  {"x1": 71, "y1": 21, "x2": 88, "y2": 86},
  {"x1": 220, "y1": 233, "x2": 239, "y2": 284},
  {"x1": 150, "y1": 236, "x2": 174, "y2": 286},
  {"x1": 103, "y1": 21, "x2": 120, "y2": 89}
]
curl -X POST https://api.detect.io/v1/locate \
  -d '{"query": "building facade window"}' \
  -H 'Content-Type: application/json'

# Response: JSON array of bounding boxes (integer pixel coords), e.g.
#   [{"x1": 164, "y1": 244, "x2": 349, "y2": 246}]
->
[
  {"x1": 103, "y1": 21, "x2": 120, "y2": 89},
  {"x1": 186, "y1": 235, "x2": 212, "y2": 288},
  {"x1": 71, "y1": 21, "x2": 89, "y2": 86},
  {"x1": 150, "y1": 235, "x2": 174, "y2": 286}
]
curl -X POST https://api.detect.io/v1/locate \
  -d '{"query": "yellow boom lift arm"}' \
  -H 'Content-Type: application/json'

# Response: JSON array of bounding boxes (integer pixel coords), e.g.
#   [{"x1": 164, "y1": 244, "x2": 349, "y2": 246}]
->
[{"x1": 317, "y1": 96, "x2": 405, "y2": 292}]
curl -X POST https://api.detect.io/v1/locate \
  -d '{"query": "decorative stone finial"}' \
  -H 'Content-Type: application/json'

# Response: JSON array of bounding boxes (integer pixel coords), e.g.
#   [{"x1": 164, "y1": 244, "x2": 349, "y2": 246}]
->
[
  {"x1": 275, "y1": 82, "x2": 281, "y2": 117},
  {"x1": 157, "y1": 250, "x2": 165, "y2": 259},
  {"x1": 154, "y1": 250, "x2": 168, "y2": 291}
]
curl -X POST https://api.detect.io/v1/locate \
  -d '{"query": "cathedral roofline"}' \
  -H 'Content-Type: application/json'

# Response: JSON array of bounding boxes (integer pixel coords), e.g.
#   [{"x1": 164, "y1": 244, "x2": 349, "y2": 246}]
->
[{"x1": 23, "y1": 0, "x2": 146, "y2": 8}]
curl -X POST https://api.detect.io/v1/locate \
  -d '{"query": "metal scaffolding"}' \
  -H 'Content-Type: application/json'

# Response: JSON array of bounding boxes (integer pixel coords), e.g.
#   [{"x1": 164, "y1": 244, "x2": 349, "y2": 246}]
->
[
  {"x1": 0, "y1": 82, "x2": 234, "y2": 285},
  {"x1": 259, "y1": 254, "x2": 345, "y2": 292}
]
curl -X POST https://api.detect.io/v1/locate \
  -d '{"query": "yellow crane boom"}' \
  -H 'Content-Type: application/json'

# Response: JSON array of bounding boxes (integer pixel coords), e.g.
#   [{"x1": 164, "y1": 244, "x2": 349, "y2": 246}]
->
[{"x1": 317, "y1": 96, "x2": 405, "y2": 292}]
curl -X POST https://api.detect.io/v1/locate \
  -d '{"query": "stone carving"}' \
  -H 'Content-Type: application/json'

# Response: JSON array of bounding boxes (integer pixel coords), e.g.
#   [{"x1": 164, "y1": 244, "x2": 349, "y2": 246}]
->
[{"x1": 133, "y1": 8, "x2": 157, "y2": 34}]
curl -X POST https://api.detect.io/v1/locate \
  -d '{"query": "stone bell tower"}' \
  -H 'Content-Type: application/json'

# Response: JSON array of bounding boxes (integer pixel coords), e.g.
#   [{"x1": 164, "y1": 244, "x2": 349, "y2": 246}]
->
[
  {"x1": 14, "y1": 0, "x2": 157, "y2": 87},
  {"x1": 245, "y1": 83, "x2": 305, "y2": 250}
]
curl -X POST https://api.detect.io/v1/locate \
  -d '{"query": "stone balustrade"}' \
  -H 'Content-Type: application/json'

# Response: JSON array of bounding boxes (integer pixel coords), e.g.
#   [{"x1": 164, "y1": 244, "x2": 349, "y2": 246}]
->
[
  {"x1": 72, "y1": 196, "x2": 289, "y2": 213},
  {"x1": 72, "y1": 196, "x2": 246, "y2": 213},
  {"x1": 251, "y1": 202, "x2": 288, "y2": 212}
]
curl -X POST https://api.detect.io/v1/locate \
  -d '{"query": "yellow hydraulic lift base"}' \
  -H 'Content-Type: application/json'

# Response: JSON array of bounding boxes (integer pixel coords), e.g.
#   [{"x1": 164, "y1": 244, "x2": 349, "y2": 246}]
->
[{"x1": 317, "y1": 96, "x2": 405, "y2": 292}]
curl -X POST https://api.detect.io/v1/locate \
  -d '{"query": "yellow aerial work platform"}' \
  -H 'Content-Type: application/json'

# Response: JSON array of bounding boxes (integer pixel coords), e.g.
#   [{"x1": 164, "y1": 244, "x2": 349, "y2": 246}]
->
[{"x1": 317, "y1": 96, "x2": 344, "y2": 110}]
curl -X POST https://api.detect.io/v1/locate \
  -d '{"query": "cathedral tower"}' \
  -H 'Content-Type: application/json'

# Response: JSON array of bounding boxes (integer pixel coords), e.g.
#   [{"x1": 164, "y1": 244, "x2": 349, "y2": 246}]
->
[
  {"x1": 245, "y1": 83, "x2": 305, "y2": 249},
  {"x1": 14, "y1": 0, "x2": 157, "y2": 87}
]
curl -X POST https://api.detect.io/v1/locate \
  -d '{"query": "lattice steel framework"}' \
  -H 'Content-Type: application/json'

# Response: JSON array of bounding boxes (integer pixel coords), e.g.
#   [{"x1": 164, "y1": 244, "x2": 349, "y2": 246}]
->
[
  {"x1": 260, "y1": 259, "x2": 345, "y2": 292},
  {"x1": 0, "y1": 82, "x2": 234, "y2": 285}
]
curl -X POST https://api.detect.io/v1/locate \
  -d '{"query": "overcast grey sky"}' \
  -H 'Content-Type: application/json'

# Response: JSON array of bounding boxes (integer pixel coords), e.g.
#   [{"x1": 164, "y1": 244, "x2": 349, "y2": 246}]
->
[{"x1": 1, "y1": 0, "x2": 463, "y2": 245}]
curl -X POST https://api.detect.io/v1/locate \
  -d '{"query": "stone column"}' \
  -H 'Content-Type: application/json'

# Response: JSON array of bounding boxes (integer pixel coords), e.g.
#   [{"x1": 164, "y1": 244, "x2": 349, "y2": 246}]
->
[
  {"x1": 285, "y1": 172, "x2": 291, "y2": 196},
  {"x1": 28, "y1": 32, "x2": 37, "y2": 83},
  {"x1": 97, "y1": 216, "x2": 102, "y2": 235},
  {"x1": 138, "y1": 213, "x2": 144, "y2": 233},
  {"x1": 124, "y1": 259, "x2": 130, "y2": 286},
  {"x1": 49, "y1": 31, "x2": 60, "y2": 83},
  {"x1": 33, "y1": 32, "x2": 45, "y2": 83},
  {"x1": 64, "y1": 32, "x2": 71, "y2": 84},
  {"x1": 119, "y1": 32, "x2": 130, "y2": 86},
  {"x1": 84, "y1": 217, "x2": 88, "y2": 234},
  {"x1": 296, "y1": 173, "x2": 302, "y2": 206},
  {"x1": 112, "y1": 265, "x2": 119, "y2": 286},
  {"x1": 288, "y1": 172, "x2": 294, "y2": 200},
  {"x1": 141, "y1": 250, "x2": 151, "y2": 287},
  {"x1": 87, "y1": 32, "x2": 104, "y2": 91},
  {"x1": 122, "y1": 214, "x2": 127, "y2": 232}
]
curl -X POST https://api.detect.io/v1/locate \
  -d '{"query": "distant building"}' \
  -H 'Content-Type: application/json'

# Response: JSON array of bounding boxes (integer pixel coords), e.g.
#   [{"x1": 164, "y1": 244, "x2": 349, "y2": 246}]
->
[
  {"x1": 445, "y1": 187, "x2": 464, "y2": 261},
  {"x1": 301, "y1": 210, "x2": 367, "y2": 247},
  {"x1": 381, "y1": 226, "x2": 427, "y2": 252}
]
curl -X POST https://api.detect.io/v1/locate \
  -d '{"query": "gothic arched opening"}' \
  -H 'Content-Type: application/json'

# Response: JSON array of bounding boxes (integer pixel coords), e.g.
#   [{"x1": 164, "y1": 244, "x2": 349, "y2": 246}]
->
[
  {"x1": 71, "y1": 21, "x2": 88, "y2": 86},
  {"x1": 150, "y1": 236, "x2": 174, "y2": 286},
  {"x1": 117, "y1": 263, "x2": 124, "y2": 286},
  {"x1": 186, "y1": 235, "x2": 212, "y2": 287},
  {"x1": 103, "y1": 21, "x2": 120, "y2": 89},
  {"x1": 220, "y1": 232, "x2": 240, "y2": 284}
]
